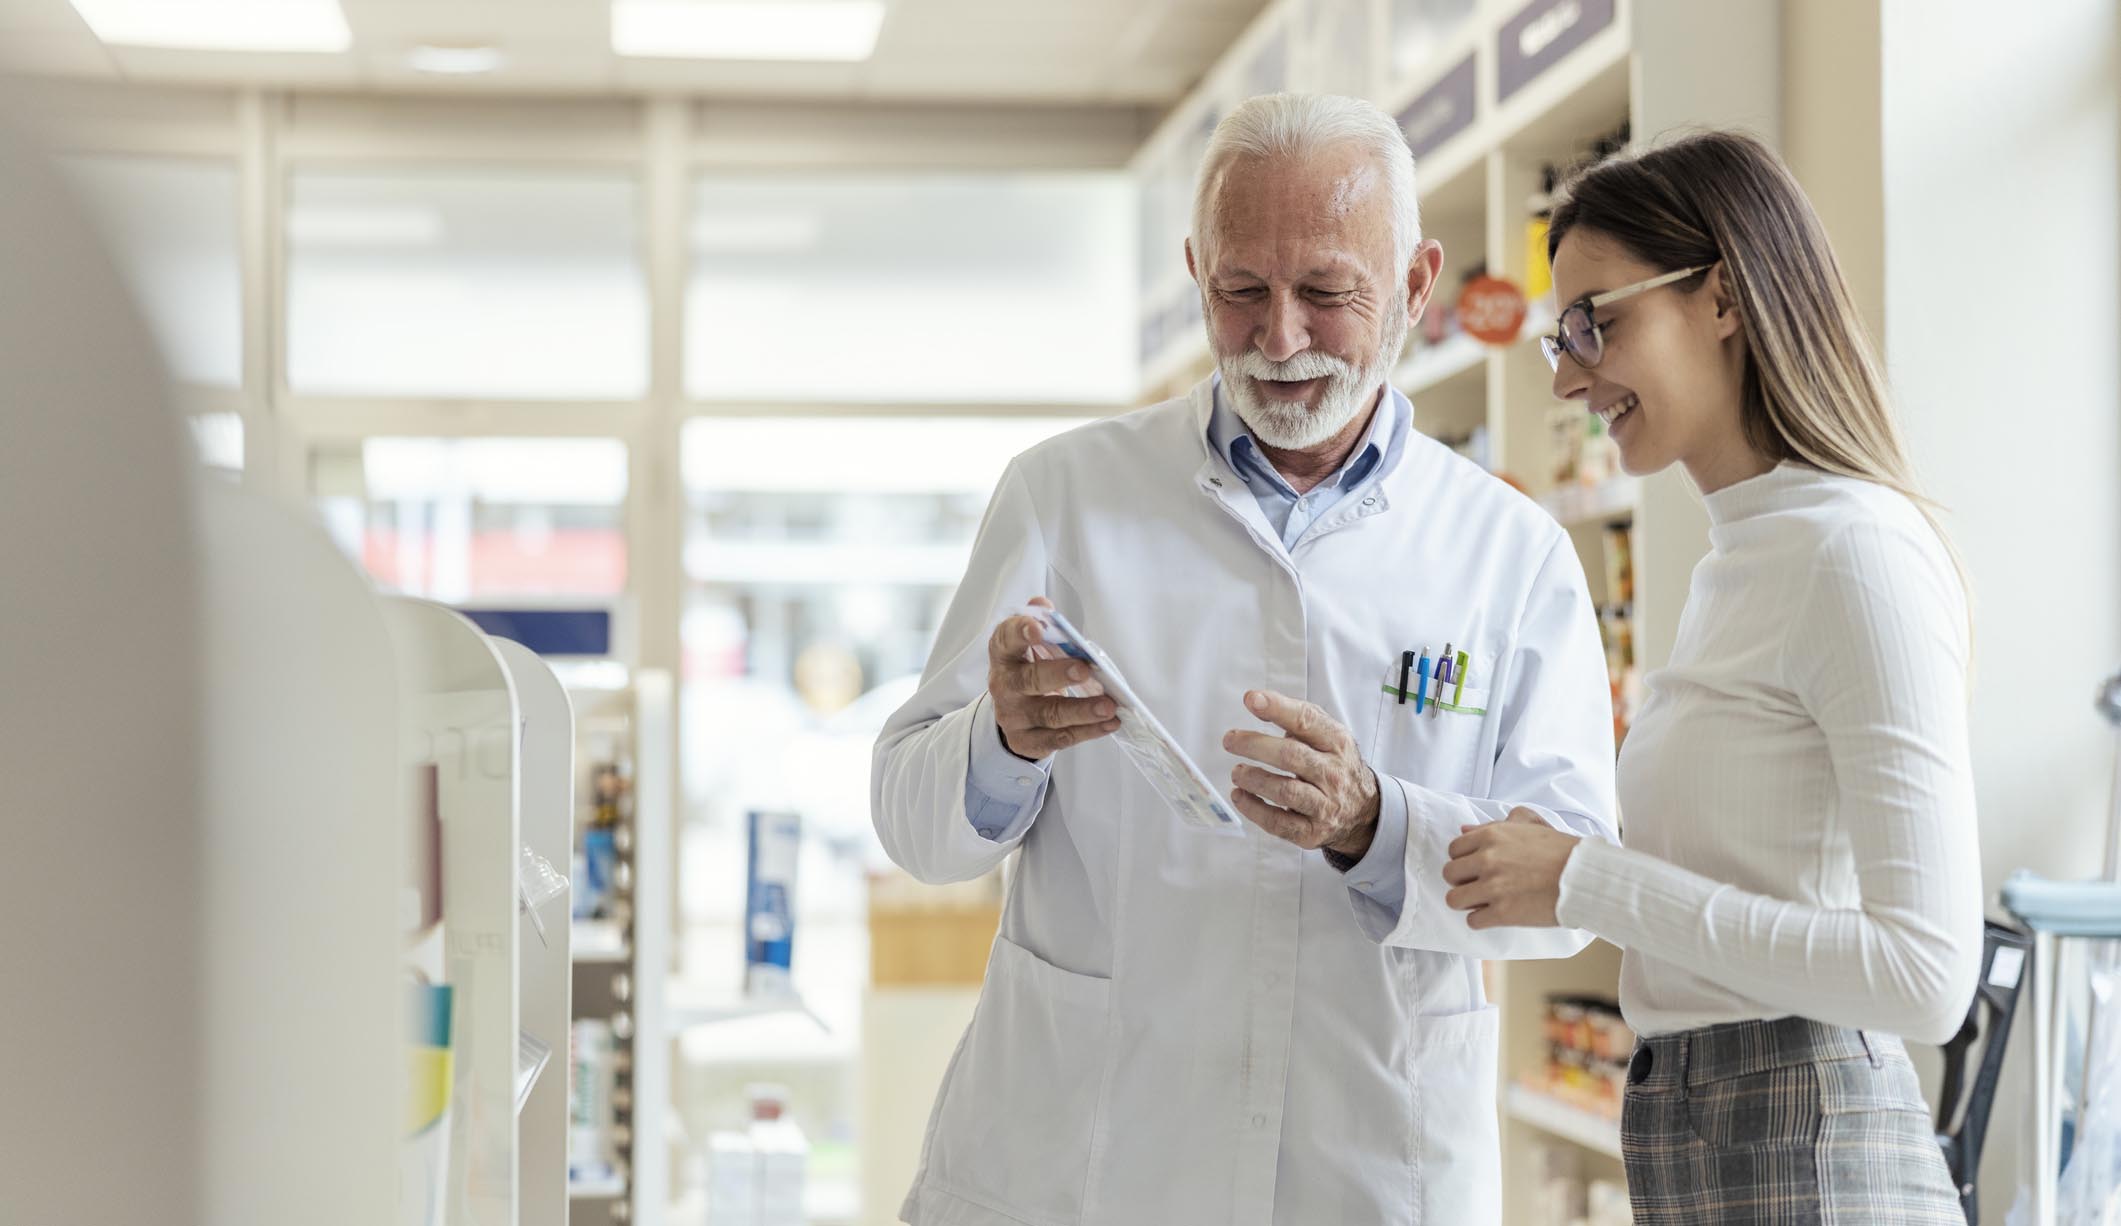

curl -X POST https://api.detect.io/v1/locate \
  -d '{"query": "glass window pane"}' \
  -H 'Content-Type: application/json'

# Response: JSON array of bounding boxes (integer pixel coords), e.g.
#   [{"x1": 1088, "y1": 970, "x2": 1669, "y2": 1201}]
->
[
  {"x1": 686, "y1": 175, "x2": 1135, "y2": 404},
  {"x1": 673, "y1": 413, "x2": 1093, "y2": 1186},
  {"x1": 1392, "y1": 0, "x2": 1477, "y2": 80},
  {"x1": 287, "y1": 171, "x2": 648, "y2": 399},
  {"x1": 61, "y1": 155, "x2": 243, "y2": 390},
  {"x1": 1306, "y1": 0, "x2": 1377, "y2": 94},
  {"x1": 311, "y1": 436, "x2": 628, "y2": 601},
  {"x1": 187, "y1": 412, "x2": 244, "y2": 475}
]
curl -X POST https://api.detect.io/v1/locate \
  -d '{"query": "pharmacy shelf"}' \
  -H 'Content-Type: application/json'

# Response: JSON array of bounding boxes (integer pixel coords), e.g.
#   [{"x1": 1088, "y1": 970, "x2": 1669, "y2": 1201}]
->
[
  {"x1": 494, "y1": 636, "x2": 577, "y2": 1226},
  {"x1": 383, "y1": 601, "x2": 579, "y2": 1226},
  {"x1": 387, "y1": 600, "x2": 525, "y2": 1226},
  {"x1": 677, "y1": 1025, "x2": 853, "y2": 1068},
  {"x1": 1396, "y1": 330, "x2": 1488, "y2": 396},
  {"x1": 1540, "y1": 477, "x2": 1642, "y2": 527},
  {"x1": 808, "y1": 1176, "x2": 861, "y2": 1224},
  {"x1": 669, "y1": 990, "x2": 825, "y2": 1032},
  {"x1": 564, "y1": 673, "x2": 674, "y2": 1226},
  {"x1": 1505, "y1": 1085, "x2": 1624, "y2": 1161},
  {"x1": 567, "y1": 1175, "x2": 628, "y2": 1201},
  {"x1": 188, "y1": 482, "x2": 402, "y2": 1225},
  {"x1": 571, "y1": 919, "x2": 628, "y2": 963}
]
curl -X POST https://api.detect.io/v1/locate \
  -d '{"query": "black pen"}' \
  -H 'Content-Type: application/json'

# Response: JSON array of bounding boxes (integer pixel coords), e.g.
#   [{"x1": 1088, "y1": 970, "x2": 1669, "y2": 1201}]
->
[{"x1": 1398, "y1": 650, "x2": 1414, "y2": 705}]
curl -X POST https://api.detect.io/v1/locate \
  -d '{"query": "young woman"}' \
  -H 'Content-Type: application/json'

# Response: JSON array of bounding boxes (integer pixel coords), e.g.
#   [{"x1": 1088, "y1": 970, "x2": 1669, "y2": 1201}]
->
[{"x1": 1441, "y1": 131, "x2": 1981, "y2": 1223}]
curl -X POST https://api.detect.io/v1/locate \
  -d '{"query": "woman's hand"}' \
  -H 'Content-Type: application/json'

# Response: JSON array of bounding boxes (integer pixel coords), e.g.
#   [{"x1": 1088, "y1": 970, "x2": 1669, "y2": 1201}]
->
[{"x1": 1442, "y1": 808, "x2": 1581, "y2": 929}]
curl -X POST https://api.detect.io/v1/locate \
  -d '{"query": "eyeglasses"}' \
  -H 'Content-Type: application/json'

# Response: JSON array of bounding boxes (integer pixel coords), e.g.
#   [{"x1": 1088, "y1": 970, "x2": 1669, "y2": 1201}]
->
[{"x1": 1538, "y1": 264, "x2": 1714, "y2": 372}]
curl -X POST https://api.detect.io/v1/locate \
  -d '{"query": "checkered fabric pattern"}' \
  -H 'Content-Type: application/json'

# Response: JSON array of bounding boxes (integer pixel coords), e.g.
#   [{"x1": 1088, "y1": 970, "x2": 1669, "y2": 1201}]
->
[{"x1": 1619, "y1": 1017, "x2": 1965, "y2": 1224}]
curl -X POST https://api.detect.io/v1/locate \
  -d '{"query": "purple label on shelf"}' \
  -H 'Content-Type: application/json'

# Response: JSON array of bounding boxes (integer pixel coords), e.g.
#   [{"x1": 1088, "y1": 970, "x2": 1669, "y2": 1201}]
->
[
  {"x1": 1397, "y1": 54, "x2": 1478, "y2": 160},
  {"x1": 1497, "y1": 0, "x2": 1616, "y2": 102}
]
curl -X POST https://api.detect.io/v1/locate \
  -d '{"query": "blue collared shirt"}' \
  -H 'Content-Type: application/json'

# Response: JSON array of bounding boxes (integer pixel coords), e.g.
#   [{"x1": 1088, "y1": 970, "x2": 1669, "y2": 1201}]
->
[
  {"x1": 962, "y1": 378, "x2": 1413, "y2": 919},
  {"x1": 1203, "y1": 374, "x2": 1399, "y2": 552}
]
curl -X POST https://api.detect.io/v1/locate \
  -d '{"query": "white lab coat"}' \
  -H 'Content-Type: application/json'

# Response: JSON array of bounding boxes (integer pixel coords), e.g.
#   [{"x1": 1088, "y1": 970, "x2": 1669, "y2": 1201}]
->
[{"x1": 873, "y1": 380, "x2": 1618, "y2": 1226}]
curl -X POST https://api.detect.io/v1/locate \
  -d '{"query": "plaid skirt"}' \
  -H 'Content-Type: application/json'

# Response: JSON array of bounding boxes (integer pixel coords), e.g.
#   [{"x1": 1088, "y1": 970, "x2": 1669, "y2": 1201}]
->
[{"x1": 1620, "y1": 1017, "x2": 1964, "y2": 1224}]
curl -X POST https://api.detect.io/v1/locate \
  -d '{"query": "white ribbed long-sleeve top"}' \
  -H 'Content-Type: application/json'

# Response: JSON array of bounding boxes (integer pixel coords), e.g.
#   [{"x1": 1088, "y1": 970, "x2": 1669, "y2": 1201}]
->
[{"x1": 1555, "y1": 463, "x2": 1983, "y2": 1044}]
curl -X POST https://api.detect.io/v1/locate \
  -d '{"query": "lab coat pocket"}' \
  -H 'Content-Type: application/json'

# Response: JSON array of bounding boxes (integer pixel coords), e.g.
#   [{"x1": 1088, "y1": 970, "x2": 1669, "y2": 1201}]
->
[
  {"x1": 1366, "y1": 662, "x2": 1493, "y2": 795},
  {"x1": 1413, "y1": 1004, "x2": 1501, "y2": 1225},
  {"x1": 926, "y1": 934, "x2": 1114, "y2": 1225}
]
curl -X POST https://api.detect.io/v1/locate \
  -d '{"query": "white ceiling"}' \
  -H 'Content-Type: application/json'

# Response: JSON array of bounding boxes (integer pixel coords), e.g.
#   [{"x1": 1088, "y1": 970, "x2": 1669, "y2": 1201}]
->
[{"x1": 0, "y1": 0, "x2": 1274, "y2": 105}]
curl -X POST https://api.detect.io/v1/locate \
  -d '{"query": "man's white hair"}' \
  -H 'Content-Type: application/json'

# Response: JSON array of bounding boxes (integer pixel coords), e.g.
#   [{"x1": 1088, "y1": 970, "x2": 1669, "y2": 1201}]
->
[{"x1": 1191, "y1": 92, "x2": 1421, "y2": 274}]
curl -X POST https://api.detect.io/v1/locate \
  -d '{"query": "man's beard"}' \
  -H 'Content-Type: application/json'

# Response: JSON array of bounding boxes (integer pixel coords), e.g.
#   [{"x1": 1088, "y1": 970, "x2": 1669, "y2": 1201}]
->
[{"x1": 1214, "y1": 297, "x2": 1409, "y2": 451}]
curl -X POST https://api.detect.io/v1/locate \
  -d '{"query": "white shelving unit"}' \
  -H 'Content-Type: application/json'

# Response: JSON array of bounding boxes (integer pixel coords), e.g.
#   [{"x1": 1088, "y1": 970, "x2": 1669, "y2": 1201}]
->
[
  {"x1": 573, "y1": 919, "x2": 629, "y2": 964},
  {"x1": 494, "y1": 638, "x2": 577, "y2": 1226},
  {"x1": 566, "y1": 671, "x2": 675, "y2": 1226},
  {"x1": 198, "y1": 481, "x2": 402, "y2": 1226},
  {"x1": 1397, "y1": 329, "x2": 1489, "y2": 396},
  {"x1": 385, "y1": 598, "x2": 577, "y2": 1226},
  {"x1": 667, "y1": 992, "x2": 822, "y2": 1031},
  {"x1": 1132, "y1": 1, "x2": 1780, "y2": 1220},
  {"x1": 568, "y1": 1174, "x2": 630, "y2": 1202},
  {"x1": 1540, "y1": 476, "x2": 1643, "y2": 528},
  {"x1": 1505, "y1": 1085, "x2": 1625, "y2": 1161}
]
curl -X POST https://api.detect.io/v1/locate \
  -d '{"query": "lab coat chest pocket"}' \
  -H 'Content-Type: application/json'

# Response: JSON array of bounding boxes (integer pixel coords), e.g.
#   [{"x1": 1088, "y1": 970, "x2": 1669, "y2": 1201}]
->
[
  {"x1": 926, "y1": 934, "x2": 1114, "y2": 1224},
  {"x1": 1364, "y1": 652, "x2": 1496, "y2": 796}
]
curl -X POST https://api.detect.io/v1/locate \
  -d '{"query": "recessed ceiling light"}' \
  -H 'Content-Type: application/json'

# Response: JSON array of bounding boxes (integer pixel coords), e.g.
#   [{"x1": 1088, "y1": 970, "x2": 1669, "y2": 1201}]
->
[
  {"x1": 612, "y1": 0, "x2": 886, "y2": 63},
  {"x1": 407, "y1": 44, "x2": 506, "y2": 75},
  {"x1": 66, "y1": 0, "x2": 352, "y2": 53}
]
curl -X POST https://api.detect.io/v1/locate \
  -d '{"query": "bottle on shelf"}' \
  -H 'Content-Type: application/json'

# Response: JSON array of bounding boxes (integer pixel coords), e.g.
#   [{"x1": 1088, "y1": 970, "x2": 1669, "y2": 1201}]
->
[
  {"x1": 569, "y1": 1018, "x2": 619, "y2": 1185},
  {"x1": 1598, "y1": 522, "x2": 1640, "y2": 746},
  {"x1": 704, "y1": 1130, "x2": 757, "y2": 1225},
  {"x1": 749, "y1": 1084, "x2": 809, "y2": 1226},
  {"x1": 1532, "y1": 993, "x2": 1636, "y2": 1120},
  {"x1": 1525, "y1": 163, "x2": 1558, "y2": 303},
  {"x1": 744, "y1": 811, "x2": 802, "y2": 999},
  {"x1": 1602, "y1": 522, "x2": 1635, "y2": 608},
  {"x1": 1548, "y1": 403, "x2": 1584, "y2": 488},
  {"x1": 577, "y1": 761, "x2": 627, "y2": 921},
  {"x1": 1598, "y1": 608, "x2": 1638, "y2": 747},
  {"x1": 1579, "y1": 412, "x2": 1620, "y2": 486}
]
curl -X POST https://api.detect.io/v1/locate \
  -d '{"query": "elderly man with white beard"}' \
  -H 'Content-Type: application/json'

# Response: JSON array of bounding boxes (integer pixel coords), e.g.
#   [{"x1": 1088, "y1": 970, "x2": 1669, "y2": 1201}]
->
[{"x1": 872, "y1": 92, "x2": 1618, "y2": 1226}]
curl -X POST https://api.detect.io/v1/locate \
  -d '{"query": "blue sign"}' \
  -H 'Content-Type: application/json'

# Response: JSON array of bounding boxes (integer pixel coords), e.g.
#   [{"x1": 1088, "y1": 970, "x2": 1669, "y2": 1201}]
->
[{"x1": 456, "y1": 607, "x2": 613, "y2": 657}]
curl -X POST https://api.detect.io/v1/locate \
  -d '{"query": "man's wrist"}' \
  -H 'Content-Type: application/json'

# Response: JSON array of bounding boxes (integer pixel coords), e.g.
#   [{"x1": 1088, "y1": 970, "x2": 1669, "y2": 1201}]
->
[
  {"x1": 1325, "y1": 817, "x2": 1377, "y2": 863},
  {"x1": 1323, "y1": 772, "x2": 1383, "y2": 864}
]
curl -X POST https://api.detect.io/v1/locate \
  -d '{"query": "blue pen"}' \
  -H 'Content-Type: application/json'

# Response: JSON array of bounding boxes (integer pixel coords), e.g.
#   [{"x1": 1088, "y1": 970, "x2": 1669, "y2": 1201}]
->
[{"x1": 1414, "y1": 649, "x2": 1432, "y2": 714}]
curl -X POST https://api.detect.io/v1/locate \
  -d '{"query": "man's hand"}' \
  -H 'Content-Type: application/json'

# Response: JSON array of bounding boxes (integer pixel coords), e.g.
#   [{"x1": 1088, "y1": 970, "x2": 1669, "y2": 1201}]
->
[
  {"x1": 987, "y1": 597, "x2": 1122, "y2": 761},
  {"x1": 1222, "y1": 690, "x2": 1380, "y2": 858},
  {"x1": 1441, "y1": 808, "x2": 1579, "y2": 929}
]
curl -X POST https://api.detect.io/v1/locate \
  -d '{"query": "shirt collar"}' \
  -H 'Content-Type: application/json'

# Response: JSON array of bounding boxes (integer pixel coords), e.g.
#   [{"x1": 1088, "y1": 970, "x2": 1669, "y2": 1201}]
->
[{"x1": 1207, "y1": 371, "x2": 1407, "y2": 498}]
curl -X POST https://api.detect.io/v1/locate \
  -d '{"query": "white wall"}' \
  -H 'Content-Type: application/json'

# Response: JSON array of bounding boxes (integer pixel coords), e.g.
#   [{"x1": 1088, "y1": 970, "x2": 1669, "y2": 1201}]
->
[
  {"x1": 1781, "y1": 0, "x2": 1885, "y2": 341},
  {"x1": 1880, "y1": 0, "x2": 2121, "y2": 1215},
  {"x1": 1883, "y1": 0, "x2": 2121, "y2": 908}
]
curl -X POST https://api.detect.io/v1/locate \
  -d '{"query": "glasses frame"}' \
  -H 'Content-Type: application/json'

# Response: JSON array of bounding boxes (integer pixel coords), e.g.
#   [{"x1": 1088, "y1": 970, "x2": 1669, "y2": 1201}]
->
[{"x1": 1539, "y1": 264, "x2": 1715, "y2": 371}]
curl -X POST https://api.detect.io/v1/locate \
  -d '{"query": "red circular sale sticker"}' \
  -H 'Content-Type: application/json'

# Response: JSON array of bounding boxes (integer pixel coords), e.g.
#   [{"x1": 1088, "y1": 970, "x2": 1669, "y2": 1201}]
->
[{"x1": 1457, "y1": 275, "x2": 1529, "y2": 345}]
